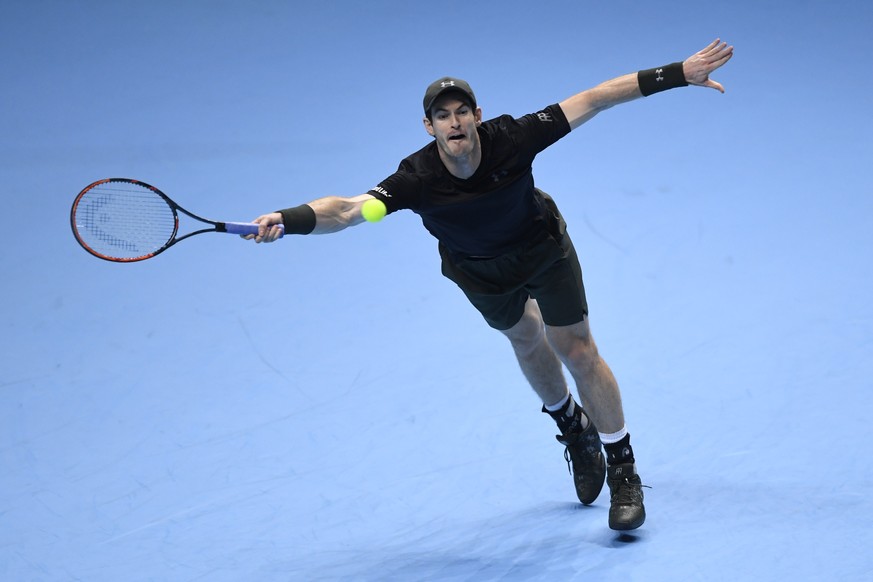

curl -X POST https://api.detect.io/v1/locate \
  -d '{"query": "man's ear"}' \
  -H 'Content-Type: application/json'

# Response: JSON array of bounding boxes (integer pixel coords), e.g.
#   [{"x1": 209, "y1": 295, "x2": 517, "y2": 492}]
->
[
  {"x1": 475, "y1": 107, "x2": 483, "y2": 125},
  {"x1": 423, "y1": 116, "x2": 435, "y2": 136}
]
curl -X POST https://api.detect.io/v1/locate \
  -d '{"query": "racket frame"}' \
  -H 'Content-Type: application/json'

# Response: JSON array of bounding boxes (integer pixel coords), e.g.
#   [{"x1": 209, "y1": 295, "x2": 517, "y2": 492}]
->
[{"x1": 70, "y1": 178, "x2": 271, "y2": 262}]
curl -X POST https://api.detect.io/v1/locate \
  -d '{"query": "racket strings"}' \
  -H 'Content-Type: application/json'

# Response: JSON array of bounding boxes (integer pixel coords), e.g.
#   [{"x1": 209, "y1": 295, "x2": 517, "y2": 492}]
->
[{"x1": 73, "y1": 183, "x2": 177, "y2": 260}]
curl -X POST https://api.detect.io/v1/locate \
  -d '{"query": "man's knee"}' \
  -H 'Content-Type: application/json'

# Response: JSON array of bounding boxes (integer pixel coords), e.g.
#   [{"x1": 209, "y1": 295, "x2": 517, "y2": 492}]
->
[{"x1": 545, "y1": 323, "x2": 598, "y2": 365}]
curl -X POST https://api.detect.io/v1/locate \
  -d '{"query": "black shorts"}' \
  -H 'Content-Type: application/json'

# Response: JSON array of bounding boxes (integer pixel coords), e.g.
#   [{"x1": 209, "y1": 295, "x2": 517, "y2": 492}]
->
[{"x1": 439, "y1": 199, "x2": 588, "y2": 331}]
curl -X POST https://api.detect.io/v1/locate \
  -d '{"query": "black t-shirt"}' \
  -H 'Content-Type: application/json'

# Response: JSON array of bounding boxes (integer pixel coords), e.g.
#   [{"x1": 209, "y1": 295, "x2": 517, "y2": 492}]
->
[{"x1": 368, "y1": 104, "x2": 572, "y2": 257}]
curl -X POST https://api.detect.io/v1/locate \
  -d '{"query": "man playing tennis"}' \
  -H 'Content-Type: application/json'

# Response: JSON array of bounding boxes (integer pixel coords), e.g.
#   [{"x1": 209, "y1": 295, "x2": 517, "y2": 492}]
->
[{"x1": 247, "y1": 39, "x2": 733, "y2": 531}]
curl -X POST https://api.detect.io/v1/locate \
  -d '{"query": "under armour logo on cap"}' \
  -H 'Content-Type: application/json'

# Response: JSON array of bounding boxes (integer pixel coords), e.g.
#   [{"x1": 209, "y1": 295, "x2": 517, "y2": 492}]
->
[{"x1": 423, "y1": 77, "x2": 477, "y2": 114}]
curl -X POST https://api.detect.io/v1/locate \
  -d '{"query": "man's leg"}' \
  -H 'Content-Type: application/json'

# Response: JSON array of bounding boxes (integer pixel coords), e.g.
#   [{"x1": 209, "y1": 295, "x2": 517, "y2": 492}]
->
[
  {"x1": 545, "y1": 318, "x2": 646, "y2": 531},
  {"x1": 499, "y1": 299, "x2": 606, "y2": 505},
  {"x1": 499, "y1": 299, "x2": 569, "y2": 409},
  {"x1": 543, "y1": 317, "x2": 624, "y2": 434}
]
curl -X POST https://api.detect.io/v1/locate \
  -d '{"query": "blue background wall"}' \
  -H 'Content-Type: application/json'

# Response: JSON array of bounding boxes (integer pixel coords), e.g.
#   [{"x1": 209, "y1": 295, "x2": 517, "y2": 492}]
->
[{"x1": 2, "y1": 1, "x2": 871, "y2": 579}]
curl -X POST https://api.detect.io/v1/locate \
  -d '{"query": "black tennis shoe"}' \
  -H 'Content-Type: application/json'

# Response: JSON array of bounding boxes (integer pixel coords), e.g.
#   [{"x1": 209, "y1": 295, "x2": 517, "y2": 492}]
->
[
  {"x1": 606, "y1": 463, "x2": 646, "y2": 531},
  {"x1": 555, "y1": 419, "x2": 606, "y2": 505}
]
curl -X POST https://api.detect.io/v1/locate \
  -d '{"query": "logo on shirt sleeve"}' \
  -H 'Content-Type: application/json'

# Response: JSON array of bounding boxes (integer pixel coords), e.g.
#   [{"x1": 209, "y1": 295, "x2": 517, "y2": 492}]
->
[
  {"x1": 537, "y1": 111, "x2": 553, "y2": 123},
  {"x1": 372, "y1": 186, "x2": 391, "y2": 198}
]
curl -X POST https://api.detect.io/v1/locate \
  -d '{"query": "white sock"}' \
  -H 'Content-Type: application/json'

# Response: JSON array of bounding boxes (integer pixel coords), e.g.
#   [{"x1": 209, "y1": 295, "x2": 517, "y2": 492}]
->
[
  {"x1": 599, "y1": 425, "x2": 628, "y2": 445},
  {"x1": 543, "y1": 391, "x2": 571, "y2": 412}
]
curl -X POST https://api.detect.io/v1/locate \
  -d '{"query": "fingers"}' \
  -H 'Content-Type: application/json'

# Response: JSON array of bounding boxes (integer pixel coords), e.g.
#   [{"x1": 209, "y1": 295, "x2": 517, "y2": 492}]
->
[
  {"x1": 700, "y1": 39, "x2": 724, "y2": 57},
  {"x1": 254, "y1": 223, "x2": 283, "y2": 243},
  {"x1": 241, "y1": 214, "x2": 283, "y2": 243},
  {"x1": 712, "y1": 46, "x2": 734, "y2": 68},
  {"x1": 700, "y1": 39, "x2": 733, "y2": 68},
  {"x1": 698, "y1": 38, "x2": 721, "y2": 57}
]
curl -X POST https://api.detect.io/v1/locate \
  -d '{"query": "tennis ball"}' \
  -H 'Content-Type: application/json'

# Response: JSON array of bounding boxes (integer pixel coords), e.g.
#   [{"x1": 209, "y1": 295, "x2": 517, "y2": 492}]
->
[{"x1": 361, "y1": 198, "x2": 387, "y2": 223}]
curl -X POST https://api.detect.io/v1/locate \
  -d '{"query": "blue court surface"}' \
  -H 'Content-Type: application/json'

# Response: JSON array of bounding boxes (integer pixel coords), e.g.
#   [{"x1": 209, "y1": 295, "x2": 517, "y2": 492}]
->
[{"x1": 2, "y1": 1, "x2": 871, "y2": 580}]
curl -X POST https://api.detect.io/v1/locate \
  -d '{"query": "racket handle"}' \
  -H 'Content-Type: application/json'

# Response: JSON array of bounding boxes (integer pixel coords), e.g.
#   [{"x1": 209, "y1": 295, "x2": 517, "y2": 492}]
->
[{"x1": 223, "y1": 222, "x2": 285, "y2": 238}]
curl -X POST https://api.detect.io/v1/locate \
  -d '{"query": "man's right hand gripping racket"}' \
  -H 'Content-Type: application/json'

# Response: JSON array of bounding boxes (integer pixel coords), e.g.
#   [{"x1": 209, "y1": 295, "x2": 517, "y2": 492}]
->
[{"x1": 70, "y1": 178, "x2": 283, "y2": 262}]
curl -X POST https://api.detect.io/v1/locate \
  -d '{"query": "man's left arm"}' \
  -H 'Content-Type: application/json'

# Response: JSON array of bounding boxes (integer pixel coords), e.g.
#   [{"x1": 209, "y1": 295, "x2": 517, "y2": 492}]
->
[{"x1": 559, "y1": 39, "x2": 734, "y2": 130}]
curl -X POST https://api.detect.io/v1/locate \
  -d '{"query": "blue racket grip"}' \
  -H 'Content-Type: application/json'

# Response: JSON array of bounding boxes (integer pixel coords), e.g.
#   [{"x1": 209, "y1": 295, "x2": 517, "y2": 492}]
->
[{"x1": 224, "y1": 222, "x2": 285, "y2": 238}]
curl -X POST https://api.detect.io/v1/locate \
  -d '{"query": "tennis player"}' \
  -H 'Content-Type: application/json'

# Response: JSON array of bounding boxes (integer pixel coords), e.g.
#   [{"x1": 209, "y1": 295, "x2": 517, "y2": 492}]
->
[{"x1": 247, "y1": 40, "x2": 733, "y2": 531}]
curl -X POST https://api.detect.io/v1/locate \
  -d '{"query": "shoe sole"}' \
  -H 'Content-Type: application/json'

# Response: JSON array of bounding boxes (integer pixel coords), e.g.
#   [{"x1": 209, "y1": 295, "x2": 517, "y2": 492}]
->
[{"x1": 609, "y1": 512, "x2": 646, "y2": 531}]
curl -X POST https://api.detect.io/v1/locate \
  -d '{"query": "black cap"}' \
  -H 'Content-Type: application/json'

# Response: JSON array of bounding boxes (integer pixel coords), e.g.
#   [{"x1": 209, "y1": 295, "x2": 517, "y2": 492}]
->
[{"x1": 423, "y1": 77, "x2": 477, "y2": 115}]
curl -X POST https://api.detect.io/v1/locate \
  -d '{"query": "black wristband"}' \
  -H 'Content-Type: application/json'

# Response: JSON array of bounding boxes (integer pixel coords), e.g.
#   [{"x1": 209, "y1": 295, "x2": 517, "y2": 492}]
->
[
  {"x1": 637, "y1": 62, "x2": 688, "y2": 96},
  {"x1": 277, "y1": 204, "x2": 316, "y2": 235}
]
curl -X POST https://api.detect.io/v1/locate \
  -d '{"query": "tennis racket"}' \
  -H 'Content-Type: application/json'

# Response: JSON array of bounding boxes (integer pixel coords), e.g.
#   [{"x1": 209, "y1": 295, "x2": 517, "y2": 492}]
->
[{"x1": 70, "y1": 178, "x2": 284, "y2": 262}]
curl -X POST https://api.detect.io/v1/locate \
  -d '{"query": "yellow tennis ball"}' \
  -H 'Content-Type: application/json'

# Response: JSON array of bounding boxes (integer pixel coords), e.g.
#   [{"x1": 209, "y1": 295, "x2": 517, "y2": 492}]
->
[{"x1": 361, "y1": 198, "x2": 387, "y2": 223}]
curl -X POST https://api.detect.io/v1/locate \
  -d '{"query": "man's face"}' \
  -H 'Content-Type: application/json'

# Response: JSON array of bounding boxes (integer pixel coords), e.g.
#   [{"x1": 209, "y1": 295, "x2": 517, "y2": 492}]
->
[{"x1": 423, "y1": 95, "x2": 482, "y2": 162}]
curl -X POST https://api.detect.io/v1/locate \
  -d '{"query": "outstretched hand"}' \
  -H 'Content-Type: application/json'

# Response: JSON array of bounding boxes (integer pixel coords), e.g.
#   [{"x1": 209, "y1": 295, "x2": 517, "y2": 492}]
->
[{"x1": 683, "y1": 39, "x2": 734, "y2": 93}]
